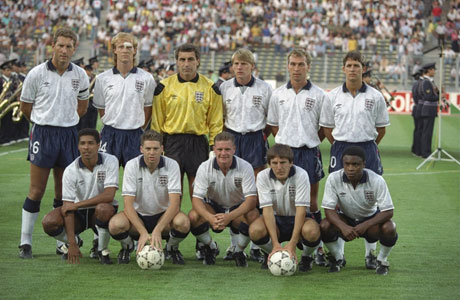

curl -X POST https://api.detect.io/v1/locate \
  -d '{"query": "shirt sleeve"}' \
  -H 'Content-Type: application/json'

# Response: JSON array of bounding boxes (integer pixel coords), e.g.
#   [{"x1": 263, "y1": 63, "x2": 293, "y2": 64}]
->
[
  {"x1": 62, "y1": 165, "x2": 77, "y2": 202},
  {"x1": 321, "y1": 174, "x2": 339, "y2": 210},
  {"x1": 167, "y1": 159, "x2": 182, "y2": 195},
  {"x1": 122, "y1": 159, "x2": 138, "y2": 197},
  {"x1": 375, "y1": 93, "x2": 390, "y2": 127},
  {"x1": 257, "y1": 171, "x2": 273, "y2": 208},
  {"x1": 104, "y1": 155, "x2": 119, "y2": 189},
  {"x1": 192, "y1": 162, "x2": 208, "y2": 200},
  {"x1": 319, "y1": 92, "x2": 335, "y2": 128},
  {"x1": 266, "y1": 92, "x2": 279, "y2": 126},
  {"x1": 92, "y1": 74, "x2": 105, "y2": 109},
  {"x1": 242, "y1": 161, "x2": 257, "y2": 198},
  {"x1": 375, "y1": 176, "x2": 394, "y2": 212},
  {"x1": 207, "y1": 84, "x2": 223, "y2": 146},
  {"x1": 20, "y1": 68, "x2": 37, "y2": 103},
  {"x1": 295, "y1": 169, "x2": 310, "y2": 207},
  {"x1": 78, "y1": 68, "x2": 90, "y2": 100},
  {"x1": 151, "y1": 83, "x2": 165, "y2": 133},
  {"x1": 143, "y1": 74, "x2": 156, "y2": 107}
]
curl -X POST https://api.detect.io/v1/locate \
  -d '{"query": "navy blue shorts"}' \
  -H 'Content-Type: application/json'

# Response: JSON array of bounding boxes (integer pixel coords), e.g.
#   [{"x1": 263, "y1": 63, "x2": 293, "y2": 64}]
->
[
  {"x1": 134, "y1": 211, "x2": 166, "y2": 237},
  {"x1": 100, "y1": 125, "x2": 142, "y2": 167},
  {"x1": 330, "y1": 140, "x2": 383, "y2": 175},
  {"x1": 338, "y1": 210, "x2": 379, "y2": 243},
  {"x1": 226, "y1": 128, "x2": 267, "y2": 169},
  {"x1": 163, "y1": 133, "x2": 208, "y2": 177},
  {"x1": 27, "y1": 124, "x2": 79, "y2": 168},
  {"x1": 274, "y1": 214, "x2": 313, "y2": 242},
  {"x1": 204, "y1": 199, "x2": 241, "y2": 233},
  {"x1": 291, "y1": 146, "x2": 324, "y2": 184}
]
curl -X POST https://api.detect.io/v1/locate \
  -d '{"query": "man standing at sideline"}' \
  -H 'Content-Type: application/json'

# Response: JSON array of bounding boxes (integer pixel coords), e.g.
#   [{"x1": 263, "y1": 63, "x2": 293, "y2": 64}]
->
[{"x1": 18, "y1": 28, "x2": 89, "y2": 258}]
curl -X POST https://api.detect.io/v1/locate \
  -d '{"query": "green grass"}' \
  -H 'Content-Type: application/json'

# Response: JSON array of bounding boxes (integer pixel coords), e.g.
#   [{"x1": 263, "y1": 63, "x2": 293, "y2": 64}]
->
[{"x1": 0, "y1": 114, "x2": 459, "y2": 299}]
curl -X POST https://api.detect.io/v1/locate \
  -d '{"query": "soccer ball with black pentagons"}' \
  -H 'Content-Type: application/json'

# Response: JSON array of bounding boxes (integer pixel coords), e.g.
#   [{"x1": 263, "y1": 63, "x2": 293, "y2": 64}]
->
[
  {"x1": 136, "y1": 245, "x2": 165, "y2": 270},
  {"x1": 268, "y1": 250, "x2": 297, "y2": 276}
]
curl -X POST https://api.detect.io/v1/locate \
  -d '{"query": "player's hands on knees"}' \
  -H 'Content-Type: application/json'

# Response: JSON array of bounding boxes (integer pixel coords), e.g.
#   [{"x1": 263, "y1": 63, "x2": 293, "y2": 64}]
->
[
  {"x1": 340, "y1": 225, "x2": 358, "y2": 241},
  {"x1": 137, "y1": 232, "x2": 151, "y2": 254},
  {"x1": 353, "y1": 223, "x2": 368, "y2": 236},
  {"x1": 215, "y1": 213, "x2": 231, "y2": 230},
  {"x1": 67, "y1": 244, "x2": 82, "y2": 264},
  {"x1": 209, "y1": 215, "x2": 222, "y2": 231},
  {"x1": 61, "y1": 203, "x2": 78, "y2": 216},
  {"x1": 151, "y1": 229, "x2": 163, "y2": 250}
]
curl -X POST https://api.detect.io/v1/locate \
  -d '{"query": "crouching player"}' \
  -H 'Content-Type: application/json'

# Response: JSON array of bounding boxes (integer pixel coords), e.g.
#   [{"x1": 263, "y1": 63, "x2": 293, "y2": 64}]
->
[
  {"x1": 320, "y1": 146, "x2": 398, "y2": 275},
  {"x1": 42, "y1": 129, "x2": 119, "y2": 264},
  {"x1": 249, "y1": 144, "x2": 321, "y2": 272},
  {"x1": 108, "y1": 130, "x2": 190, "y2": 265},
  {"x1": 189, "y1": 132, "x2": 259, "y2": 267}
]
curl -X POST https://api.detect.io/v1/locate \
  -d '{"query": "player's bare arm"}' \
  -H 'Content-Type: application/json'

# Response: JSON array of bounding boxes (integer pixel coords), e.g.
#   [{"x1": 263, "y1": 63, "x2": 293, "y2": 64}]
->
[
  {"x1": 354, "y1": 210, "x2": 393, "y2": 236},
  {"x1": 150, "y1": 193, "x2": 181, "y2": 250},
  {"x1": 143, "y1": 106, "x2": 152, "y2": 130},
  {"x1": 324, "y1": 208, "x2": 358, "y2": 241},
  {"x1": 19, "y1": 101, "x2": 32, "y2": 121},
  {"x1": 375, "y1": 127, "x2": 386, "y2": 145},
  {"x1": 61, "y1": 187, "x2": 117, "y2": 216},
  {"x1": 285, "y1": 206, "x2": 306, "y2": 260},
  {"x1": 62, "y1": 203, "x2": 82, "y2": 264},
  {"x1": 322, "y1": 127, "x2": 334, "y2": 144},
  {"x1": 262, "y1": 206, "x2": 282, "y2": 257},
  {"x1": 217, "y1": 195, "x2": 257, "y2": 230},
  {"x1": 123, "y1": 195, "x2": 151, "y2": 253},
  {"x1": 77, "y1": 99, "x2": 88, "y2": 117},
  {"x1": 97, "y1": 108, "x2": 105, "y2": 118},
  {"x1": 191, "y1": 196, "x2": 219, "y2": 229}
]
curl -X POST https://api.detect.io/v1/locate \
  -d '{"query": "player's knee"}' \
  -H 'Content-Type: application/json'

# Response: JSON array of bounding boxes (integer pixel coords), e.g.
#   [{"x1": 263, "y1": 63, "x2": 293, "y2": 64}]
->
[
  {"x1": 95, "y1": 203, "x2": 115, "y2": 223},
  {"x1": 28, "y1": 185, "x2": 46, "y2": 202},
  {"x1": 172, "y1": 212, "x2": 190, "y2": 233},
  {"x1": 42, "y1": 208, "x2": 64, "y2": 236},
  {"x1": 319, "y1": 218, "x2": 331, "y2": 233},
  {"x1": 108, "y1": 213, "x2": 129, "y2": 235},
  {"x1": 249, "y1": 221, "x2": 266, "y2": 241},
  {"x1": 381, "y1": 220, "x2": 397, "y2": 237},
  {"x1": 302, "y1": 220, "x2": 321, "y2": 241},
  {"x1": 188, "y1": 209, "x2": 201, "y2": 226}
]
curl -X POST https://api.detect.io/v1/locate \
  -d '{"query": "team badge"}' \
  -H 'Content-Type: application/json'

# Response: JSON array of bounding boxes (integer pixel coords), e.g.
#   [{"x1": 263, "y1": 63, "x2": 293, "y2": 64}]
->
[
  {"x1": 195, "y1": 91, "x2": 204, "y2": 103},
  {"x1": 159, "y1": 175, "x2": 168, "y2": 186},
  {"x1": 364, "y1": 190, "x2": 375, "y2": 203},
  {"x1": 289, "y1": 185, "x2": 296, "y2": 202},
  {"x1": 252, "y1": 95, "x2": 262, "y2": 106},
  {"x1": 234, "y1": 177, "x2": 242, "y2": 188},
  {"x1": 365, "y1": 98, "x2": 375, "y2": 111},
  {"x1": 304, "y1": 97, "x2": 316, "y2": 111},
  {"x1": 71, "y1": 79, "x2": 79, "y2": 91},
  {"x1": 97, "y1": 171, "x2": 106, "y2": 183},
  {"x1": 135, "y1": 80, "x2": 145, "y2": 93}
]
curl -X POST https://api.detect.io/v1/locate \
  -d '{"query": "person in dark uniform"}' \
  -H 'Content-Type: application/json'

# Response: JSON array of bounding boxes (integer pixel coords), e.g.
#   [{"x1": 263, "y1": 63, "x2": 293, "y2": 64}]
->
[
  {"x1": 215, "y1": 61, "x2": 233, "y2": 88},
  {"x1": 76, "y1": 62, "x2": 98, "y2": 130},
  {"x1": 410, "y1": 66, "x2": 423, "y2": 157},
  {"x1": 419, "y1": 62, "x2": 438, "y2": 158},
  {"x1": 11, "y1": 60, "x2": 30, "y2": 142},
  {"x1": 0, "y1": 59, "x2": 22, "y2": 145}
]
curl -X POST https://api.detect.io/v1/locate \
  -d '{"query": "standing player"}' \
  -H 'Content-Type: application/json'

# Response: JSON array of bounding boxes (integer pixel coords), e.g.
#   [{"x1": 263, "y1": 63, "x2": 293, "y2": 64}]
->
[
  {"x1": 18, "y1": 28, "x2": 89, "y2": 258},
  {"x1": 419, "y1": 63, "x2": 438, "y2": 158},
  {"x1": 266, "y1": 48, "x2": 327, "y2": 265},
  {"x1": 189, "y1": 132, "x2": 259, "y2": 267},
  {"x1": 320, "y1": 146, "x2": 398, "y2": 275},
  {"x1": 410, "y1": 66, "x2": 423, "y2": 157},
  {"x1": 319, "y1": 51, "x2": 389, "y2": 267},
  {"x1": 249, "y1": 144, "x2": 321, "y2": 272},
  {"x1": 108, "y1": 130, "x2": 190, "y2": 265},
  {"x1": 93, "y1": 32, "x2": 156, "y2": 167},
  {"x1": 219, "y1": 48, "x2": 272, "y2": 262},
  {"x1": 41, "y1": 129, "x2": 119, "y2": 264}
]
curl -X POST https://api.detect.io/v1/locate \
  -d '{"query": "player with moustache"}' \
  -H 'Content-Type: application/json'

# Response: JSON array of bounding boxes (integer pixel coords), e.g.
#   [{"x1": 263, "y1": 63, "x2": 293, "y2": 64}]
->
[
  {"x1": 320, "y1": 146, "x2": 398, "y2": 275},
  {"x1": 249, "y1": 144, "x2": 321, "y2": 272},
  {"x1": 108, "y1": 130, "x2": 190, "y2": 265},
  {"x1": 42, "y1": 129, "x2": 119, "y2": 264},
  {"x1": 18, "y1": 28, "x2": 89, "y2": 259},
  {"x1": 188, "y1": 132, "x2": 259, "y2": 267}
]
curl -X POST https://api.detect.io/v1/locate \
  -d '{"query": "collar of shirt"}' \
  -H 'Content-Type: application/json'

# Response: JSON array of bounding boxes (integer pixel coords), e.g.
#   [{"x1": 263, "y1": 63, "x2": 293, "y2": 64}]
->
[
  {"x1": 212, "y1": 157, "x2": 237, "y2": 170},
  {"x1": 139, "y1": 155, "x2": 165, "y2": 169},
  {"x1": 233, "y1": 76, "x2": 255, "y2": 87},
  {"x1": 269, "y1": 166, "x2": 296, "y2": 181},
  {"x1": 342, "y1": 82, "x2": 367, "y2": 94},
  {"x1": 112, "y1": 66, "x2": 138, "y2": 74},
  {"x1": 78, "y1": 153, "x2": 103, "y2": 168},
  {"x1": 286, "y1": 80, "x2": 312, "y2": 91},
  {"x1": 177, "y1": 73, "x2": 199, "y2": 83},
  {"x1": 47, "y1": 60, "x2": 73, "y2": 72},
  {"x1": 342, "y1": 170, "x2": 368, "y2": 184}
]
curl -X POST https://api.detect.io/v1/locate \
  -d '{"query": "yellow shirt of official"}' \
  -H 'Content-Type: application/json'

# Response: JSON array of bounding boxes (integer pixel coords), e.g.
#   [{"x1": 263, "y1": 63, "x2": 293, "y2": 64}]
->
[{"x1": 151, "y1": 73, "x2": 223, "y2": 145}]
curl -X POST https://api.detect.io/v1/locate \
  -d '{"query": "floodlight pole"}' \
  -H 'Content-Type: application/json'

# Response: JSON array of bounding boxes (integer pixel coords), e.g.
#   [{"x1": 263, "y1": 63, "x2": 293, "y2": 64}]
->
[{"x1": 417, "y1": 46, "x2": 460, "y2": 169}]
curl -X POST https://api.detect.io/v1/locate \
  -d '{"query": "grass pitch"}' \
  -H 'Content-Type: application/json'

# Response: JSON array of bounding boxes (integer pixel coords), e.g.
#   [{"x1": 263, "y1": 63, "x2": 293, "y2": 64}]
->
[{"x1": 0, "y1": 114, "x2": 459, "y2": 299}]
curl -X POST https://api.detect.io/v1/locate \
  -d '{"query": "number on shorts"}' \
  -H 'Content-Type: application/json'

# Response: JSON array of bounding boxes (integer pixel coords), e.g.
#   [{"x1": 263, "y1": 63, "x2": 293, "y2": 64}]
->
[
  {"x1": 99, "y1": 142, "x2": 107, "y2": 153},
  {"x1": 330, "y1": 156, "x2": 336, "y2": 168},
  {"x1": 32, "y1": 141, "x2": 40, "y2": 154}
]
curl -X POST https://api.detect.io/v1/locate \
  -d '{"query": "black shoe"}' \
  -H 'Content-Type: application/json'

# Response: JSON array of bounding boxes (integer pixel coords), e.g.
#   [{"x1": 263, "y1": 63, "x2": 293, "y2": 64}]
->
[
  {"x1": 261, "y1": 252, "x2": 268, "y2": 269},
  {"x1": 234, "y1": 251, "x2": 248, "y2": 267},
  {"x1": 250, "y1": 249, "x2": 264, "y2": 263},
  {"x1": 196, "y1": 241, "x2": 205, "y2": 261},
  {"x1": 98, "y1": 250, "x2": 113, "y2": 265},
  {"x1": 223, "y1": 246, "x2": 235, "y2": 260},
  {"x1": 90, "y1": 239, "x2": 99, "y2": 259},
  {"x1": 170, "y1": 248, "x2": 185, "y2": 265},
  {"x1": 202, "y1": 245, "x2": 216, "y2": 265},
  {"x1": 163, "y1": 246, "x2": 171, "y2": 260},
  {"x1": 365, "y1": 251, "x2": 378, "y2": 269},
  {"x1": 299, "y1": 255, "x2": 314, "y2": 272},
  {"x1": 315, "y1": 247, "x2": 329, "y2": 267},
  {"x1": 376, "y1": 260, "x2": 389, "y2": 275},
  {"x1": 19, "y1": 244, "x2": 32, "y2": 259},
  {"x1": 328, "y1": 257, "x2": 344, "y2": 273},
  {"x1": 117, "y1": 246, "x2": 133, "y2": 264},
  {"x1": 211, "y1": 241, "x2": 220, "y2": 257}
]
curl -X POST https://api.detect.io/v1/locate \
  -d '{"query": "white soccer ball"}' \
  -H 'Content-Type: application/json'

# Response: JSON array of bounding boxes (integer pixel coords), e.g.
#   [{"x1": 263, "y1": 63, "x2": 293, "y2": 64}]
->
[
  {"x1": 136, "y1": 245, "x2": 165, "y2": 270},
  {"x1": 268, "y1": 250, "x2": 297, "y2": 276}
]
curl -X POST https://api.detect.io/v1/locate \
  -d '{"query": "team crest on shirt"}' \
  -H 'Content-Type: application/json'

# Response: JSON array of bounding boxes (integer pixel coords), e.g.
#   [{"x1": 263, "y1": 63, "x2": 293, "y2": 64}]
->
[
  {"x1": 289, "y1": 185, "x2": 296, "y2": 201},
  {"x1": 71, "y1": 79, "x2": 79, "y2": 91},
  {"x1": 304, "y1": 97, "x2": 316, "y2": 111},
  {"x1": 159, "y1": 175, "x2": 168, "y2": 186},
  {"x1": 365, "y1": 98, "x2": 375, "y2": 111},
  {"x1": 364, "y1": 190, "x2": 375, "y2": 203},
  {"x1": 234, "y1": 177, "x2": 243, "y2": 188},
  {"x1": 252, "y1": 95, "x2": 262, "y2": 107},
  {"x1": 97, "y1": 171, "x2": 106, "y2": 183},
  {"x1": 195, "y1": 91, "x2": 204, "y2": 103},
  {"x1": 135, "y1": 80, "x2": 145, "y2": 92}
]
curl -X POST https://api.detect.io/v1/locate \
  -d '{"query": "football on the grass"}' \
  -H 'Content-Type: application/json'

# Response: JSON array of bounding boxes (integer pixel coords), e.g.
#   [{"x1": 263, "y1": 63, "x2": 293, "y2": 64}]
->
[
  {"x1": 136, "y1": 245, "x2": 165, "y2": 270},
  {"x1": 268, "y1": 250, "x2": 297, "y2": 276}
]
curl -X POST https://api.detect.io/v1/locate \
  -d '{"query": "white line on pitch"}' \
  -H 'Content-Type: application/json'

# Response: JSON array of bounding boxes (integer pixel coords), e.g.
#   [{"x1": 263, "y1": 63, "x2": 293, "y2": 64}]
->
[
  {"x1": 0, "y1": 148, "x2": 27, "y2": 157},
  {"x1": 384, "y1": 170, "x2": 460, "y2": 176}
]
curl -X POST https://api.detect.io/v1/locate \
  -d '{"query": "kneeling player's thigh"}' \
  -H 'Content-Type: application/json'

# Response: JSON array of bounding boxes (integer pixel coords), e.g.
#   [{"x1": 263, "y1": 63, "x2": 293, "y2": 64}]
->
[
  {"x1": 249, "y1": 216, "x2": 267, "y2": 239},
  {"x1": 302, "y1": 218, "x2": 320, "y2": 240}
]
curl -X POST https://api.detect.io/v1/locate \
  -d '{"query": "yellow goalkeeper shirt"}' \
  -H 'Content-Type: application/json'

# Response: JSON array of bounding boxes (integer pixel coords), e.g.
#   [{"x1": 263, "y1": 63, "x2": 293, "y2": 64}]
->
[{"x1": 151, "y1": 73, "x2": 223, "y2": 145}]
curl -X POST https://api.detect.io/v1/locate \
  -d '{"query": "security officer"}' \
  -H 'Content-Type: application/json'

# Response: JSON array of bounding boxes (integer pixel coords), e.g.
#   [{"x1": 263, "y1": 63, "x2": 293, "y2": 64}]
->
[
  {"x1": 410, "y1": 66, "x2": 423, "y2": 157},
  {"x1": 215, "y1": 61, "x2": 233, "y2": 88},
  {"x1": 419, "y1": 62, "x2": 438, "y2": 158}
]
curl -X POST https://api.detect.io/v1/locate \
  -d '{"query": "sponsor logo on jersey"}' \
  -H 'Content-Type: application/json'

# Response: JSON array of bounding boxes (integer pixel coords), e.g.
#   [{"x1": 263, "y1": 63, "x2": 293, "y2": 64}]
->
[
  {"x1": 195, "y1": 91, "x2": 204, "y2": 103},
  {"x1": 42, "y1": 82, "x2": 51, "y2": 88},
  {"x1": 97, "y1": 170, "x2": 106, "y2": 183},
  {"x1": 135, "y1": 80, "x2": 145, "y2": 92},
  {"x1": 365, "y1": 98, "x2": 375, "y2": 110},
  {"x1": 304, "y1": 97, "x2": 316, "y2": 110},
  {"x1": 252, "y1": 95, "x2": 262, "y2": 106},
  {"x1": 107, "y1": 84, "x2": 114, "y2": 91},
  {"x1": 159, "y1": 175, "x2": 168, "y2": 186},
  {"x1": 289, "y1": 185, "x2": 296, "y2": 201},
  {"x1": 234, "y1": 177, "x2": 242, "y2": 188},
  {"x1": 71, "y1": 79, "x2": 80, "y2": 91},
  {"x1": 335, "y1": 103, "x2": 342, "y2": 109},
  {"x1": 339, "y1": 192, "x2": 346, "y2": 197}
]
